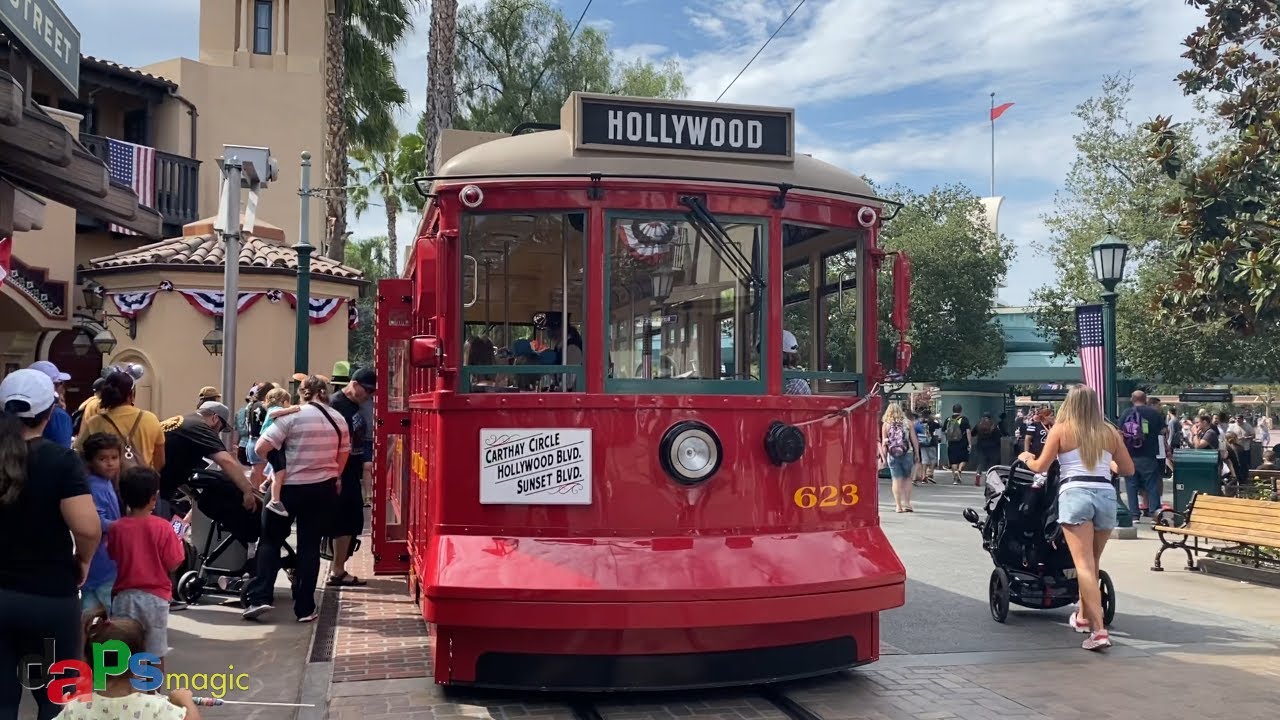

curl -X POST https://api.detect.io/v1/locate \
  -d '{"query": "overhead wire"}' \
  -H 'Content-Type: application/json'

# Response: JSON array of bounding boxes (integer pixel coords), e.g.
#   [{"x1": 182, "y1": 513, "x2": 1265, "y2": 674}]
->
[{"x1": 715, "y1": 0, "x2": 809, "y2": 103}]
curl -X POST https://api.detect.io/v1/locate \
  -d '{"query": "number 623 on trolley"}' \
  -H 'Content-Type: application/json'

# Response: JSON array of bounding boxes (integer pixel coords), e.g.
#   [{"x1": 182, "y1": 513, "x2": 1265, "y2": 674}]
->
[{"x1": 793, "y1": 484, "x2": 860, "y2": 509}]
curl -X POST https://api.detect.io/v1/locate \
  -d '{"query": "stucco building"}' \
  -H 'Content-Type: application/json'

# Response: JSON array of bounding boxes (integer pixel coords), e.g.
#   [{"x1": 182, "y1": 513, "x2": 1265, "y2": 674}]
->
[{"x1": 1, "y1": 0, "x2": 355, "y2": 420}]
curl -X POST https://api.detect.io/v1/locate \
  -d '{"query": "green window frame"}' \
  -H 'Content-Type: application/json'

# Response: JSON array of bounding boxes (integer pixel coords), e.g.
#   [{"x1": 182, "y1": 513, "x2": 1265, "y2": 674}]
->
[{"x1": 603, "y1": 211, "x2": 768, "y2": 395}]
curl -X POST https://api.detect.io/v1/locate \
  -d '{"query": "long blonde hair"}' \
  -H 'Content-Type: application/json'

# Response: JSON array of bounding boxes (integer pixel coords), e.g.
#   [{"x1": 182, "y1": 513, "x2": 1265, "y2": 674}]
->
[
  {"x1": 882, "y1": 402, "x2": 907, "y2": 426},
  {"x1": 1055, "y1": 385, "x2": 1114, "y2": 468}
]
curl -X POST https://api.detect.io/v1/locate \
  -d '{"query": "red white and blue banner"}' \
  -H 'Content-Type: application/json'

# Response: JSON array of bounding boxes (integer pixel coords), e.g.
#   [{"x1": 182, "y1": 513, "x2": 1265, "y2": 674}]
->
[
  {"x1": 110, "y1": 291, "x2": 157, "y2": 318},
  {"x1": 1075, "y1": 304, "x2": 1105, "y2": 412},
  {"x1": 179, "y1": 289, "x2": 267, "y2": 317},
  {"x1": 283, "y1": 292, "x2": 348, "y2": 326}
]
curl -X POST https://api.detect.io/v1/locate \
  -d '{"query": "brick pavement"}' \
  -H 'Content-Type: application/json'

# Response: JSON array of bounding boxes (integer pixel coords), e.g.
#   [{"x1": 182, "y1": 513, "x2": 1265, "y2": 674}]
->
[{"x1": 328, "y1": 545, "x2": 432, "y2": 683}]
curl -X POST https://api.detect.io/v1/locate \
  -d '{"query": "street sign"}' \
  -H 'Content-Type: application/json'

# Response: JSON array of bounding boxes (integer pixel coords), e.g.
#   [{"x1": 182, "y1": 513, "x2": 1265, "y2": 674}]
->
[
  {"x1": 0, "y1": 0, "x2": 80, "y2": 95},
  {"x1": 1178, "y1": 389, "x2": 1233, "y2": 404}
]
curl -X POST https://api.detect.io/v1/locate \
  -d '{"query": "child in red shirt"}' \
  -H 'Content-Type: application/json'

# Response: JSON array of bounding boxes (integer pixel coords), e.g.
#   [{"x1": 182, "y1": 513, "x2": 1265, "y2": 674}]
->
[{"x1": 107, "y1": 467, "x2": 185, "y2": 668}]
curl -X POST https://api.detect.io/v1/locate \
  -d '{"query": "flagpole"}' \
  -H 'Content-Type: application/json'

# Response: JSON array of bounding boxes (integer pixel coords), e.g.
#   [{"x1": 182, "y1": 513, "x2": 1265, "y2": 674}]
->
[{"x1": 990, "y1": 92, "x2": 996, "y2": 197}]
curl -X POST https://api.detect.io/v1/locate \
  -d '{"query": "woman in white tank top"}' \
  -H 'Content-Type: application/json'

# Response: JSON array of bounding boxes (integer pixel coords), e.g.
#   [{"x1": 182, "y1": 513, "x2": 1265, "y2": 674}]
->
[{"x1": 1017, "y1": 385, "x2": 1135, "y2": 652}]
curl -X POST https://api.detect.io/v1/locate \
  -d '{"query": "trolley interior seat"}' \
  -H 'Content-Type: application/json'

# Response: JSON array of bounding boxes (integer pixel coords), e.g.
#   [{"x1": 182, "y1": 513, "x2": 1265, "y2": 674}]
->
[{"x1": 421, "y1": 527, "x2": 905, "y2": 627}]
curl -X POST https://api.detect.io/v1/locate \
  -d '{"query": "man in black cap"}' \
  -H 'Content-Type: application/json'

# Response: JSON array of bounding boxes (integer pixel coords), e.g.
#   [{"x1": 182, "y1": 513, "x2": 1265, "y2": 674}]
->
[{"x1": 326, "y1": 367, "x2": 376, "y2": 585}]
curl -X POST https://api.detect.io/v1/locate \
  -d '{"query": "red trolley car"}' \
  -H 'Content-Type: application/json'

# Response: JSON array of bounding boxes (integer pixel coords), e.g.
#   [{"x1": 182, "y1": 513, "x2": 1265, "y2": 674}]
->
[{"x1": 370, "y1": 93, "x2": 912, "y2": 690}]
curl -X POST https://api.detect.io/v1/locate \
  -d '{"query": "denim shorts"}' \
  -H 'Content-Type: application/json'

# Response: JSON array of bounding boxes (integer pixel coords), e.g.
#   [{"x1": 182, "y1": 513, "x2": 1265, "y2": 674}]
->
[
  {"x1": 887, "y1": 451, "x2": 915, "y2": 479},
  {"x1": 1058, "y1": 485, "x2": 1118, "y2": 531},
  {"x1": 246, "y1": 438, "x2": 264, "y2": 465},
  {"x1": 81, "y1": 581, "x2": 113, "y2": 614}
]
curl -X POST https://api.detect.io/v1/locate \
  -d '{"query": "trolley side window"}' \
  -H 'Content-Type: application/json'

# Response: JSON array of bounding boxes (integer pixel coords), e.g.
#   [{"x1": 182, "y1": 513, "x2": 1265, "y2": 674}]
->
[
  {"x1": 605, "y1": 214, "x2": 765, "y2": 394},
  {"x1": 782, "y1": 223, "x2": 863, "y2": 395},
  {"x1": 459, "y1": 212, "x2": 586, "y2": 393}
]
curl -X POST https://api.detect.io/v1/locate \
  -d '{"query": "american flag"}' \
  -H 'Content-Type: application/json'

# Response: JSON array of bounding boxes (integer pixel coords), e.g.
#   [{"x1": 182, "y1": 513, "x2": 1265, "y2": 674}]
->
[
  {"x1": 1076, "y1": 304, "x2": 1106, "y2": 412},
  {"x1": 107, "y1": 139, "x2": 156, "y2": 235}
]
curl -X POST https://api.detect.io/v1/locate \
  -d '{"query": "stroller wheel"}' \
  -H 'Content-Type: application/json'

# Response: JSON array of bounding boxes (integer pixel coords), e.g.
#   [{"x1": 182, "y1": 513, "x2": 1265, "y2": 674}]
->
[
  {"x1": 239, "y1": 582, "x2": 251, "y2": 609},
  {"x1": 1099, "y1": 570, "x2": 1116, "y2": 626},
  {"x1": 989, "y1": 568, "x2": 1010, "y2": 623},
  {"x1": 177, "y1": 571, "x2": 204, "y2": 604},
  {"x1": 287, "y1": 569, "x2": 298, "y2": 587}
]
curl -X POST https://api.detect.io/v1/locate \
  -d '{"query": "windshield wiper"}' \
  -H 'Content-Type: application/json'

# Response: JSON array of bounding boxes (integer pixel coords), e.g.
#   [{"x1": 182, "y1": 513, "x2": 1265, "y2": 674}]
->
[{"x1": 679, "y1": 195, "x2": 766, "y2": 293}]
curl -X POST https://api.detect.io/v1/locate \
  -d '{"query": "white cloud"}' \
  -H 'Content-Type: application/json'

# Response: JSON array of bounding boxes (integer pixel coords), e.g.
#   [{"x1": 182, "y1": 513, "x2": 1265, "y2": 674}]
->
[{"x1": 613, "y1": 43, "x2": 668, "y2": 64}]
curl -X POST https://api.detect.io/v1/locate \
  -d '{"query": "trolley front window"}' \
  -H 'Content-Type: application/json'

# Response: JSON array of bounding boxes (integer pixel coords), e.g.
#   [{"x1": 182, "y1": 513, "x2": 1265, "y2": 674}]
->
[
  {"x1": 459, "y1": 212, "x2": 585, "y2": 393},
  {"x1": 606, "y1": 213, "x2": 765, "y2": 394},
  {"x1": 782, "y1": 223, "x2": 863, "y2": 395}
]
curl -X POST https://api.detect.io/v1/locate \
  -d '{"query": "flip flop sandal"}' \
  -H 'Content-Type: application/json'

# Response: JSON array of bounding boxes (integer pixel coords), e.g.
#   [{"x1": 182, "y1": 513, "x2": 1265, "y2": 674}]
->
[{"x1": 327, "y1": 573, "x2": 368, "y2": 587}]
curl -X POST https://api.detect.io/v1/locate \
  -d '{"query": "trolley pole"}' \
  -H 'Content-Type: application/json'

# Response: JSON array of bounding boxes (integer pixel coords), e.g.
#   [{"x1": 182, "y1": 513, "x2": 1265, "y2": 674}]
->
[
  {"x1": 294, "y1": 151, "x2": 314, "y2": 394},
  {"x1": 216, "y1": 159, "x2": 243, "y2": 426}
]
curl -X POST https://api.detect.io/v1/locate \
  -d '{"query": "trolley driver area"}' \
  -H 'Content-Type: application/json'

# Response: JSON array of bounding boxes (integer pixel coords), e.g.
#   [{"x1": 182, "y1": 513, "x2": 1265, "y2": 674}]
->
[{"x1": 376, "y1": 93, "x2": 911, "y2": 690}]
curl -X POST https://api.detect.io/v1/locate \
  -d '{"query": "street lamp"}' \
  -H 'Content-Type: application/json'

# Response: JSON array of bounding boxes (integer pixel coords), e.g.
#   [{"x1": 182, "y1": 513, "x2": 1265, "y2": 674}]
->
[
  {"x1": 71, "y1": 331, "x2": 93, "y2": 357},
  {"x1": 203, "y1": 316, "x2": 224, "y2": 356},
  {"x1": 1090, "y1": 233, "x2": 1130, "y2": 420},
  {"x1": 92, "y1": 329, "x2": 118, "y2": 355}
]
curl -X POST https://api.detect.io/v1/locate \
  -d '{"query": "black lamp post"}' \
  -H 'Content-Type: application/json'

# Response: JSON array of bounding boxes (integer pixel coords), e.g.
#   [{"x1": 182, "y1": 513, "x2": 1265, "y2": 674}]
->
[
  {"x1": 1090, "y1": 234, "x2": 1129, "y2": 421},
  {"x1": 1090, "y1": 232, "x2": 1132, "y2": 530},
  {"x1": 203, "y1": 316, "x2": 225, "y2": 356}
]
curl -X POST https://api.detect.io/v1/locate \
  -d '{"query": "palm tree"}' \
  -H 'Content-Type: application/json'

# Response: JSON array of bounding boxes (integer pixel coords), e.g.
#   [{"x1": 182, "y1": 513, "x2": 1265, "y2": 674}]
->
[
  {"x1": 350, "y1": 131, "x2": 426, "y2": 275},
  {"x1": 424, "y1": 0, "x2": 458, "y2": 174},
  {"x1": 324, "y1": 0, "x2": 422, "y2": 263}
]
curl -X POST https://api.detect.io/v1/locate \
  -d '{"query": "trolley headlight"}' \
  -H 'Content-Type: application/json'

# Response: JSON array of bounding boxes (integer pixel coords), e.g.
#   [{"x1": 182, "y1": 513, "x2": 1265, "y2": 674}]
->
[
  {"x1": 857, "y1": 206, "x2": 878, "y2": 228},
  {"x1": 659, "y1": 421, "x2": 722, "y2": 485}
]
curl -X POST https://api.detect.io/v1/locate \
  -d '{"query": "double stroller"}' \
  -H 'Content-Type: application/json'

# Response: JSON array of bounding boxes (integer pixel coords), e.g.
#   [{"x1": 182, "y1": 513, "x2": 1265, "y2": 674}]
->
[
  {"x1": 173, "y1": 468, "x2": 297, "y2": 607},
  {"x1": 962, "y1": 462, "x2": 1116, "y2": 624}
]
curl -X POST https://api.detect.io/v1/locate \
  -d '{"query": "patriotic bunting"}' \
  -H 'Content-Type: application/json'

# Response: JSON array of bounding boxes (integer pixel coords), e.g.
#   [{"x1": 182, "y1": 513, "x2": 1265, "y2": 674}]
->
[
  {"x1": 283, "y1": 292, "x2": 347, "y2": 325},
  {"x1": 179, "y1": 289, "x2": 267, "y2": 317},
  {"x1": 91, "y1": 278, "x2": 357, "y2": 327},
  {"x1": 110, "y1": 291, "x2": 158, "y2": 318},
  {"x1": 0, "y1": 237, "x2": 11, "y2": 287}
]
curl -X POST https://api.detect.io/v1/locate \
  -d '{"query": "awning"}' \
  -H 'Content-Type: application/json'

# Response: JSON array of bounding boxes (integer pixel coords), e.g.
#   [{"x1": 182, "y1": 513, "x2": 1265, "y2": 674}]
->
[{"x1": 0, "y1": 69, "x2": 161, "y2": 238}]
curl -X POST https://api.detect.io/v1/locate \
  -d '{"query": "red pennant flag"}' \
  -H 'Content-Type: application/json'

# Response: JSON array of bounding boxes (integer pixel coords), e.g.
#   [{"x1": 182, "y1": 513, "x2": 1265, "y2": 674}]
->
[
  {"x1": 991, "y1": 102, "x2": 1014, "y2": 121},
  {"x1": 0, "y1": 237, "x2": 11, "y2": 287}
]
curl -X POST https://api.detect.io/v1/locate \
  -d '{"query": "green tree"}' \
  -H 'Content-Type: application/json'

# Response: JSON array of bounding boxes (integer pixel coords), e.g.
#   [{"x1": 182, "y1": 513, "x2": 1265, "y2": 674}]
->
[
  {"x1": 441, "y1": 0, "x2": 687, "y2": 134},
  {"x1": 1145, "y1": 1, "x2": 1280, "y2": 332},
  {"x1": 350, "y1": 130, "x2": 427, "y2": 275},
  {"x1": 1028, "y1": 76, "x2": 1242, "y2": 384},
  {"x1": 345, "y1": 236, "x2": 394, "y2": 366},
  {"x1": 873, "y1": 184, "x2": 1013, "y2": 383},
  {"x1": 325, "y1": 0, "x2": 422, "y2": 263}
]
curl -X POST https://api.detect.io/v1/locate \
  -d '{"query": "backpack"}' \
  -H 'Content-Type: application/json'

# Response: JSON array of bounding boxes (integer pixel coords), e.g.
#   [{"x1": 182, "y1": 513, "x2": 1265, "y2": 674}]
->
[
  {"x1": 886, "y1": 421, "x2": 908, "y2": 457},
  {"x1": 1121, "y1": 408, "x2": 1145, "y2": 450},
  {"x1": 946, "y1": 416, "x2": 966, "y2": 443},
  {"x1": 246, "y1": 401, "x2": 266, "y2": 438},
  {"x1": 90, "y1": 410, "x2": 145, "y2": 470},
  {"x1": 915, "y1": 421, "x2": 930, "y2": 446}
]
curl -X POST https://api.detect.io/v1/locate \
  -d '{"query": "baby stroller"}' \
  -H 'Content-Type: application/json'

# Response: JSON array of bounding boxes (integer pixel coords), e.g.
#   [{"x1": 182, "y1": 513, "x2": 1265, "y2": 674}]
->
[
  {"x1": 174, "y1": 468, "x2": 297, "y2": 607},
  {"x1": 961, "y1": 462, "x2": 1116, "y2": 625}
]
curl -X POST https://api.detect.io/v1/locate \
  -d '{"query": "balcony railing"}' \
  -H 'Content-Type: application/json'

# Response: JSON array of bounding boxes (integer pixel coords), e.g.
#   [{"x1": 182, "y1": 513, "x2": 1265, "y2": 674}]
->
[{"x1": 78, "y1": 133, "x2": 201, "y2": 234}]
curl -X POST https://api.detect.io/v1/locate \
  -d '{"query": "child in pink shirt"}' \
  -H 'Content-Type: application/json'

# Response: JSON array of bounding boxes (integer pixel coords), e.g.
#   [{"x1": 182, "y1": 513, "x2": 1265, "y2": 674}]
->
[{"x1": 107, "y1": 467, "x2": 185, "y2": 668}]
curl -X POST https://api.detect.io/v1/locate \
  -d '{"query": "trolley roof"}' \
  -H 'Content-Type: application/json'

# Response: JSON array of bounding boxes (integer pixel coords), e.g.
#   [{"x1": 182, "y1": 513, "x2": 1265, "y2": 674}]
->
[{"x1": 427, "y1": 93, "x2": 883, "y2": 207}]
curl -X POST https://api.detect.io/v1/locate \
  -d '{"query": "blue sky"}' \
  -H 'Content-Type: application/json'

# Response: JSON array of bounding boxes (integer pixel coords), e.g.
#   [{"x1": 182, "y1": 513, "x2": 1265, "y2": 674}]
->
[{"x1": 61, "y1": 0, "x2": 1207, "y2": 304}]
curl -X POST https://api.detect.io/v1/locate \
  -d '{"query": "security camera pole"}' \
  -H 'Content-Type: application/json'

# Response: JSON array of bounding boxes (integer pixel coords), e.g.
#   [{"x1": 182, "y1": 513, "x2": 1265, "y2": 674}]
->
[
  {"x1": 214, "y1": 156, "x2": 243, "y2": 422},
  {"x1": 294, "y1": 151, "x2": 314, "y2": 392}
]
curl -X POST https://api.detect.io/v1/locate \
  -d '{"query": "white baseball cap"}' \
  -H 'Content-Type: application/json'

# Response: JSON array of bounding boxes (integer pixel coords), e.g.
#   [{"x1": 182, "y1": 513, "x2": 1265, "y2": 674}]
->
[
  {"x1": 782, "y1": 330, "x2": 800, "y2": 354},
  {"x1": 1, "y1": 369, "x2": 58, "y2": 418},
  {"x1": 28, "y1": 360, "x2": 70, "y2": 383}
]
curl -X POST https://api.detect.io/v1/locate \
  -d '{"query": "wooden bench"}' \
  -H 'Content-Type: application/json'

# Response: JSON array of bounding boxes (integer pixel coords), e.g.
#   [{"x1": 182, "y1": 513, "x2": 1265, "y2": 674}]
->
[{"x1": 1151, "y1": 493, "x2": 1280, "y2": 572}]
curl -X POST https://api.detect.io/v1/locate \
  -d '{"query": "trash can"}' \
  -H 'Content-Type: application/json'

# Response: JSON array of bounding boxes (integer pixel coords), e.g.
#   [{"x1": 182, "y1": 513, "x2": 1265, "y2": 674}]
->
[{"x1": 1171, "y1": 448, "x2": 1220, "y2": 512}]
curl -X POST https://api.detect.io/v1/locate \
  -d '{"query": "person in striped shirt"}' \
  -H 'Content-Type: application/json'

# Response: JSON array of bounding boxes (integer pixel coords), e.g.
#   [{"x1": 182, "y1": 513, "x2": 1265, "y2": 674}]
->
[{"x1": 242, "y1": 375, "x2": 350, "y2": 623}]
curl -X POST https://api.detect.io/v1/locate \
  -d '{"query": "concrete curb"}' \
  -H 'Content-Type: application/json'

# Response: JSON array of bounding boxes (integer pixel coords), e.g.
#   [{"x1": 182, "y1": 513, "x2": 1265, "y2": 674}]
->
[
  {"x1": 297, "y1": 559, "x2": 335, "y2": 720},
  {"x1": 1198, "y1": 557, "x2": 1280, "y2": 588},
  {"x1": 1111, "y1": 525, "x2": 1139, "y2": 540}
]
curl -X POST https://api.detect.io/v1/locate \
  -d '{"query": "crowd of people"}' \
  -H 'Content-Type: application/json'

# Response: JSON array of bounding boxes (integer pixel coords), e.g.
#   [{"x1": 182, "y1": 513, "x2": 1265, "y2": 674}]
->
[{"x1": 0, "y1": 358, "x2": 377, "y2": 719}]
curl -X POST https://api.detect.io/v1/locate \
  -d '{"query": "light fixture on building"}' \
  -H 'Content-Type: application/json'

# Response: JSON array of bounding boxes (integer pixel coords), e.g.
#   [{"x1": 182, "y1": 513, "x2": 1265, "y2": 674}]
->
[
  {"x1": 71, "y1": 331, "x2": 93, "y2": 357},
  {"x1": 203, "y1": 316, "x2": 224, "y2": 356},
  {"x1": 81, "y1": 279, "x2": 106, "y2": 313},
  {"x1": 92, "y1": 329, "x2": 118, "y2": 355},
  {"x1": 651, "y1": 268, "x2": 674, "y2": 303},
  {"x1": 77, "y1": 278, "x2": 137, "y2": 339},
  {"x1": 1090, "y1": 233, "x2": 1130, "y2": 292}
]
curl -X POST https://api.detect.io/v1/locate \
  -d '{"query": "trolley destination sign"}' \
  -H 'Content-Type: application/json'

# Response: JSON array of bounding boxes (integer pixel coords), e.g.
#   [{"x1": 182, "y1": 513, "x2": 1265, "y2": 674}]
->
[
  {"x1": 480, "y1": 428, "x2": 592, "y2": 505},
  {"x1": 573, "y1": 93, "x2": 793, "y2": 161}
]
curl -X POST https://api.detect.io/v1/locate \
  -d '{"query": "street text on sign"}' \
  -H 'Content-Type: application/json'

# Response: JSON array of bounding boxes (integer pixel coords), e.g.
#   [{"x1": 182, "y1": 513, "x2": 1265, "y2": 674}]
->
[
  {"x1": 575, "y1": 93, "x2": 793, "y2": 161},
  {"x1": 0, "y1": 0, "x2": 80, "y2": 95},
  {"x1": 480, "y1": 428, "x2": 592, "y2": 505}
]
